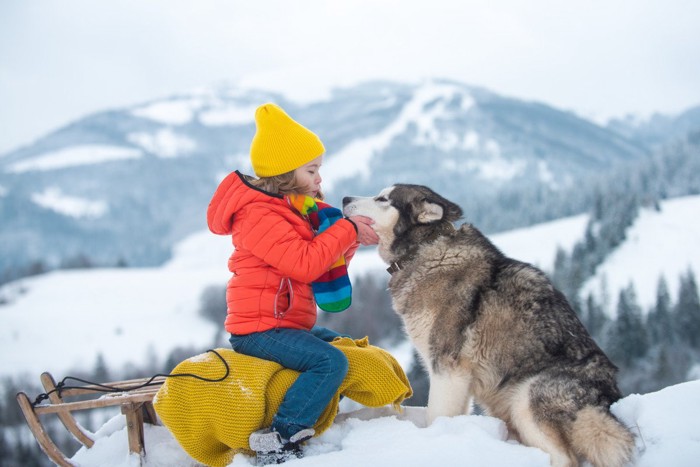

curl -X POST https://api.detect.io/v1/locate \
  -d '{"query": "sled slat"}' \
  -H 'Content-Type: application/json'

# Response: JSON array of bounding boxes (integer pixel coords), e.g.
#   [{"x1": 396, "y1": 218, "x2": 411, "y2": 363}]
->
[
  {"x1": 33, "y1": 391, "x2": 158, "y2": 414},
  {"x1": 17, "y1": 371, "x2": 165, "y2": 467},
  {"x1": 54, "y1": 376, "x2": 167, "y2": 398},
  {"x1": 41, "y1": 372, "x2": 95, "y2": 448},
  {"x1": 16, "y1": 391, "x2": 75, "y2": 467}
]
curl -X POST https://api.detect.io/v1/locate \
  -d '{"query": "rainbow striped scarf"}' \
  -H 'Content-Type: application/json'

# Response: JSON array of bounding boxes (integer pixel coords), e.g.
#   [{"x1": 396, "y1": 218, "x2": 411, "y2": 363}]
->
[{"x1": 287, "y1": 194, "x2": 352, "y2": 312}]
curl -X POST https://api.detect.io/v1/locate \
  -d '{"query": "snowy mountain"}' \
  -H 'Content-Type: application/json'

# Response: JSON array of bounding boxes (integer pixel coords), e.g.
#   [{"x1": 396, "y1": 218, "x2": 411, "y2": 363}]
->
[
  {"x1": 606, "y1": 104, "x2": 700, "y2": 149},
  {"x1": 3, "y1": 194, "x2": 699, "y2": 379},
  {"x1": 0, "y1": 79, "x2": 656, "y2": 278}
]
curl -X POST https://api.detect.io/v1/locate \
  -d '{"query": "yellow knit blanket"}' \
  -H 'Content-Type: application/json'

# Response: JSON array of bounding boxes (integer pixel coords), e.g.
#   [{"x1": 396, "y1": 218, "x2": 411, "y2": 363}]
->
[{"x1": 153, "y1": 337, "x2": 412, "y2": 467}]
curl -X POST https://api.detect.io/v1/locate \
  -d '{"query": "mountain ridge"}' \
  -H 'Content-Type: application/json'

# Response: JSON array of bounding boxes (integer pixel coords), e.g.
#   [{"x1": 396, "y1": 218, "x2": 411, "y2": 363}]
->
[{"x1": 1, "y1": 78, "x2": 698, "y2": 279}]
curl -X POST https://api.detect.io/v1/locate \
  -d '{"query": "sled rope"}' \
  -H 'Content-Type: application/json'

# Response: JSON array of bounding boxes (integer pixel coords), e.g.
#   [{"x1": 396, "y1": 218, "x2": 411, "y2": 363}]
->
[{"x1": 30, "y1": 348, "x2": 230, "y2": 407}]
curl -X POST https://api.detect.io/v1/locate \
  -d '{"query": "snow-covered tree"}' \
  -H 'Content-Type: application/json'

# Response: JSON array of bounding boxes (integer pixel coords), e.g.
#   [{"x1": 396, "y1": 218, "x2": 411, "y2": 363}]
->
[
  {"x1": 607, "y1": 284, "x2": 648, "y2": 366},
  {"x1": 582, "y1": 293, "x2": 608, "y2": 340},
  {"x1": 647, "y1": 276, "x2": 676, "y2": 346},
  {"x1": 675, "y1": 268, "x2": 700, "y2": 349}
]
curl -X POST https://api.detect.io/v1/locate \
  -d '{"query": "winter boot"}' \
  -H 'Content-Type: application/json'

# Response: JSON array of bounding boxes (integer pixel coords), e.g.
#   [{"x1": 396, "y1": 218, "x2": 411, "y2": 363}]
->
[{"x1": 249, "y1": 427, "x2": 315, "y2": 465}]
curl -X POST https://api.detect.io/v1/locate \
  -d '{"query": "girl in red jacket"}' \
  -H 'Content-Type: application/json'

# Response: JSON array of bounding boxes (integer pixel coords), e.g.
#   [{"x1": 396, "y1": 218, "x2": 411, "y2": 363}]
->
[{"x1": 207, "y1": 103, "x2": 378, "y2": 463}]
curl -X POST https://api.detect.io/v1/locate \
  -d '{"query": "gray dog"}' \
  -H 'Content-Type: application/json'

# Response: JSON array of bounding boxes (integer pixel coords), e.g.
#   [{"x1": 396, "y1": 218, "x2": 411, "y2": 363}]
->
[{"x1": 343, "y1": 184, "x2": 634, "y2": 467}]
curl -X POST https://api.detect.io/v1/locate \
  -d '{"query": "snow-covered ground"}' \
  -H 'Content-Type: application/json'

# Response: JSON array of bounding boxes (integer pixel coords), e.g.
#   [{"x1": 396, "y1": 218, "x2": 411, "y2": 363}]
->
[
  {"x1": 70, "y1": 380, "x2": 700, "y2": 467},
  {"x1": 489, "y1": 213, "x2": 589, "y2": 272},
  {"x1": 0, "y1": 231, "x2": 233, "y2": 378}
]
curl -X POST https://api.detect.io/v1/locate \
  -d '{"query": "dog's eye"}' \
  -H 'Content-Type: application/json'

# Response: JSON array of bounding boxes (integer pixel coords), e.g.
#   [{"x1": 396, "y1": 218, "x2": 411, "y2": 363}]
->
[{"x1": 375, "y1": 196, "x2": 388, "y2": 202}]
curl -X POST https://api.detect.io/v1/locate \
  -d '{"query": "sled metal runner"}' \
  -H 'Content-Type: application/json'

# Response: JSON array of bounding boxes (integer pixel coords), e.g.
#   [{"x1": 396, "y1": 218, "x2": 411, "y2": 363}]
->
[{"x1": 16, "y1": 372, "x2": 165, "y2": 467}]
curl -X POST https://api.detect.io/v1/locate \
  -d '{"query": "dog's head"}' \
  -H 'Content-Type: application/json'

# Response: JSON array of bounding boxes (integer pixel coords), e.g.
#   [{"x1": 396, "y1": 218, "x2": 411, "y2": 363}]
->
[{"x1": 342, "y1": 184, "x2": 463, "y2": 262}]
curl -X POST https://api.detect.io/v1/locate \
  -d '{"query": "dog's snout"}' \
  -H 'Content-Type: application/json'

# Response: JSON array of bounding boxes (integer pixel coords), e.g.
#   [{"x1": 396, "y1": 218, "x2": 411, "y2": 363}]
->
[{"x1": 342, "y1": 196, "x2": 354, "y2": 206}]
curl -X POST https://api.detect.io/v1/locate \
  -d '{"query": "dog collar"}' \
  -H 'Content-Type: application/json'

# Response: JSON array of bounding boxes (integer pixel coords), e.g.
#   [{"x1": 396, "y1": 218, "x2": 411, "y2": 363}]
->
[{"x1": 386, "y1": 261, "x2": 404, "y2": 275}]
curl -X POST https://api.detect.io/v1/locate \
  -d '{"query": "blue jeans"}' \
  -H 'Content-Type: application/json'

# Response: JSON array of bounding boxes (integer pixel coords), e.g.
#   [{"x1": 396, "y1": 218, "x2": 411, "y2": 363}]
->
[{"x1": 229, "y1": 326, "x2": 349, "y2": 440}]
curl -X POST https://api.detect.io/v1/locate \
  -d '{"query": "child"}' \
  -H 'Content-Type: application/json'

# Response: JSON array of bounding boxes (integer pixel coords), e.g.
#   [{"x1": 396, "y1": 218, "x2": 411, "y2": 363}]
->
[{"x1": 207, "y1": 103, "x2": 378, "y2": 463}]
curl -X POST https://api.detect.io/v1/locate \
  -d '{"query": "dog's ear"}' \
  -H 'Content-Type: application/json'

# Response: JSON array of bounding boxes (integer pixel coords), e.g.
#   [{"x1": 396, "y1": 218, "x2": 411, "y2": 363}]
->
[
  {"x1": 415, "y1": 198, "x2": 463, "y2": 224},
  {"x1": 416, "y1": 200, "x2": 444, "y2": 223}
]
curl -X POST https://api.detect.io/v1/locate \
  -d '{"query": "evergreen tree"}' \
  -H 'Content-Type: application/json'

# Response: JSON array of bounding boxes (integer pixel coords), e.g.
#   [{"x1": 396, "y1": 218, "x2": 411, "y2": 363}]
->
[
  {"x1": 583, "y1": 293, "x2": 608, "y2": 340},
  {"x1": 567, "y1": 243, "x2": 588, "y2": 298},
  {"x1": 60, "y1": 253, "x2": 94, "y2": 269},
  {"x1": 14, "y1": 438, "x2": 46, "y2": 467},
  {"x1": 607, "y1": 284, "x2": 648, "y2": 366},
  {"x1": 0, "y1": 430, "x2": 9, "y2": 466},
  {"x1": 550, "y1": 247, "x2": 569, "y2": 292},
  {"x1": 92, "y1": 353, "x2": 110, "y2": 383},
  {"x1": 25, "y1": 260, "x2": 48, "y2": 277},
  {"x1": 652, "y1": 346, "x2": 674, "y2": 386},
  {"x1": 592, "y1": 189, "x2": 605, "y2": 221},
  {"x1": 647, "y1": 276, "x2": 675, "y2": 346},
  {"x1": 1, "y1": 378, "x2": 26, "y2": 426},
  {"x1": 675, "y1": 268, "x2": 700, "y2": 349}
]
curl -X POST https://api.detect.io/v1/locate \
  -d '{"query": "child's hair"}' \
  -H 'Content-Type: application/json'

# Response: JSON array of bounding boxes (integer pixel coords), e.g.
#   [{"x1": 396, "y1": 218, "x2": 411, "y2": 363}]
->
[{"x1": 250, "y1": 170, "x2": 325, "y2": 200}]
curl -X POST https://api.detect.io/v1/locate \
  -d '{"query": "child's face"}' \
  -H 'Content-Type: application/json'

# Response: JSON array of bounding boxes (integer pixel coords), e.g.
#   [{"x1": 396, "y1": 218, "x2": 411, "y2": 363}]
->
[{"x1": 293, "y1": 155, "x2": 323, "y2": 198}]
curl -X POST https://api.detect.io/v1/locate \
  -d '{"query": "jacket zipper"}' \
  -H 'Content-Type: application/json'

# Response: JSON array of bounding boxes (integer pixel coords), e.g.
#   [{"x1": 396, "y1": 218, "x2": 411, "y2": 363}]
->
[{"x1": 273, "y1": 277, "x2": 294, "y2": 331}]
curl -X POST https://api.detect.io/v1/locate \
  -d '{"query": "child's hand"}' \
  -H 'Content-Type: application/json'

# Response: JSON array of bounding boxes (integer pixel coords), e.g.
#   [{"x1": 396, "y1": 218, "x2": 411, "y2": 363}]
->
[{"x1": 348, "y1": 216, "x2": 379, "y2": 246}]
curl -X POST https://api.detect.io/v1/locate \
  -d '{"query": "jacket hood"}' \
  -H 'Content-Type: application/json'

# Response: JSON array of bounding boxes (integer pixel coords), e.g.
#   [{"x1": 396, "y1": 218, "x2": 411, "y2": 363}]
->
[{"x1": 207, "y1": 170, "x2": 284, "y2": 235}]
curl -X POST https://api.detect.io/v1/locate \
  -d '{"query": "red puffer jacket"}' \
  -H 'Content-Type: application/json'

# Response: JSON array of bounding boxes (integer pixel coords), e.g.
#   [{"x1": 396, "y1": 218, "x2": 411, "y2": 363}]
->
[{"x1": 207, "y1": 171, "x2": 359, "y2": 334}]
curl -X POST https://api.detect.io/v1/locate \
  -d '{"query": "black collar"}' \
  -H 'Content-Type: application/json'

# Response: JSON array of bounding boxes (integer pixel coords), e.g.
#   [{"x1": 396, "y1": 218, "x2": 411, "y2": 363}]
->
[{"x1": 386, "y1": 260, "x2": 404, "y2": 275}]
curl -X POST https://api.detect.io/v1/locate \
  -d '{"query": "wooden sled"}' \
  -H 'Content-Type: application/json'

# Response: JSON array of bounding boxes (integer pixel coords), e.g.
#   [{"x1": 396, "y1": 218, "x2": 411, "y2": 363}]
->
[{"x1": 16, "y1": 372, "x2": 165, "y2": 466}]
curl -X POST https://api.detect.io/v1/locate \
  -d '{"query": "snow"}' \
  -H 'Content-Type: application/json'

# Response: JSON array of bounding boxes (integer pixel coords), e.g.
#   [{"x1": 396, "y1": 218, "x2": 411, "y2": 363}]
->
[
  {"x1": 411, "y1": 85, "x2": 475, "y2": 151},
  {"x1": 0, "y1": 267, "x2": 223, "y2": 377},
  {"x1": 537, "y1": 160, "x2": 557, "y2": 187},
  {"x1": 462, "y1": 130, "x2": 480, "y2": 150},
  {"x1": 131, "y1": 99, "x2": 203, "y2": 125},
  {"x1": 440, "y1": 136, "x2": 545, "y2": 183},
  {"x1": 611, "y1": 381, "x2": 700, "y2": 467},
  {"x1": 461, "y1": 147, "x2": 527, "y2": 182},
  {"x1": 0, "y1": 228, "x2": 233, "y2": 378},
  {"x1": 31, "y1": 186, "x2": 109, "y2": 219},
  {"x1": 199, "y1": 104, "x2": 258, "y2": 126},
  {"x1": 5, "y1": 145, "x2": 142, "y2": 173},
  {"x1": 322, "y1": 80, "x2": 477, "y2": 190},
  {"x1": 580, "y1": 195, "x2": 700, "y2": 316},
  {"x1": 490, "y1": 213, "x2": 590, "y2": 271},
  {"x1": 68, "y1": 381, "x2": 700, "y2": 466},
  {"x1": 127, "y1": 128, "x2": 197, "y2": 158},
  {"x1": 129, "y1": 91, "x2": 257, "y2": 127}
]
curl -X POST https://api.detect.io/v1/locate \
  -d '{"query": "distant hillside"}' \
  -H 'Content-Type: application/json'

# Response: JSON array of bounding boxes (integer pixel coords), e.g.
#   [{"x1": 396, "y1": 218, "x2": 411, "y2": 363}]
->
[
  {"x1": 0, "y1": 79, "x2": 661, "y2": 281},
  {"x1": 607, "y1": 105, "x2": 700, "y2": 149},
  {"x1": 580, "y1": 195, "x2": 700, "y2": 317}
]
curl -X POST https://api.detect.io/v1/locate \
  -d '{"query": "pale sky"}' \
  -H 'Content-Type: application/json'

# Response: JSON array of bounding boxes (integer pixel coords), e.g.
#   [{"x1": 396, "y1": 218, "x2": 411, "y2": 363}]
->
[{"x1": 1, "y1": 0, "x2": 699, "y2": 154}]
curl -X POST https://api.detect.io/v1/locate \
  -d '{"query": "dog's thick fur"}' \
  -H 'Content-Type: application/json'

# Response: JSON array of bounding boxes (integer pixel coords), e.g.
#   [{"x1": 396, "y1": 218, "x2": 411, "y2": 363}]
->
[{"x1": 343, "y1": 185, "x2": 634, "y2": 467}]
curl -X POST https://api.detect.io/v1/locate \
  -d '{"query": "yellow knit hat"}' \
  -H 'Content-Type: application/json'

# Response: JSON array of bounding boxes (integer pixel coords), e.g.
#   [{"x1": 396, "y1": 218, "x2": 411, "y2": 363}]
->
[{"x1": 249, "y1": 103, "x2": 325, "y2": 177}]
